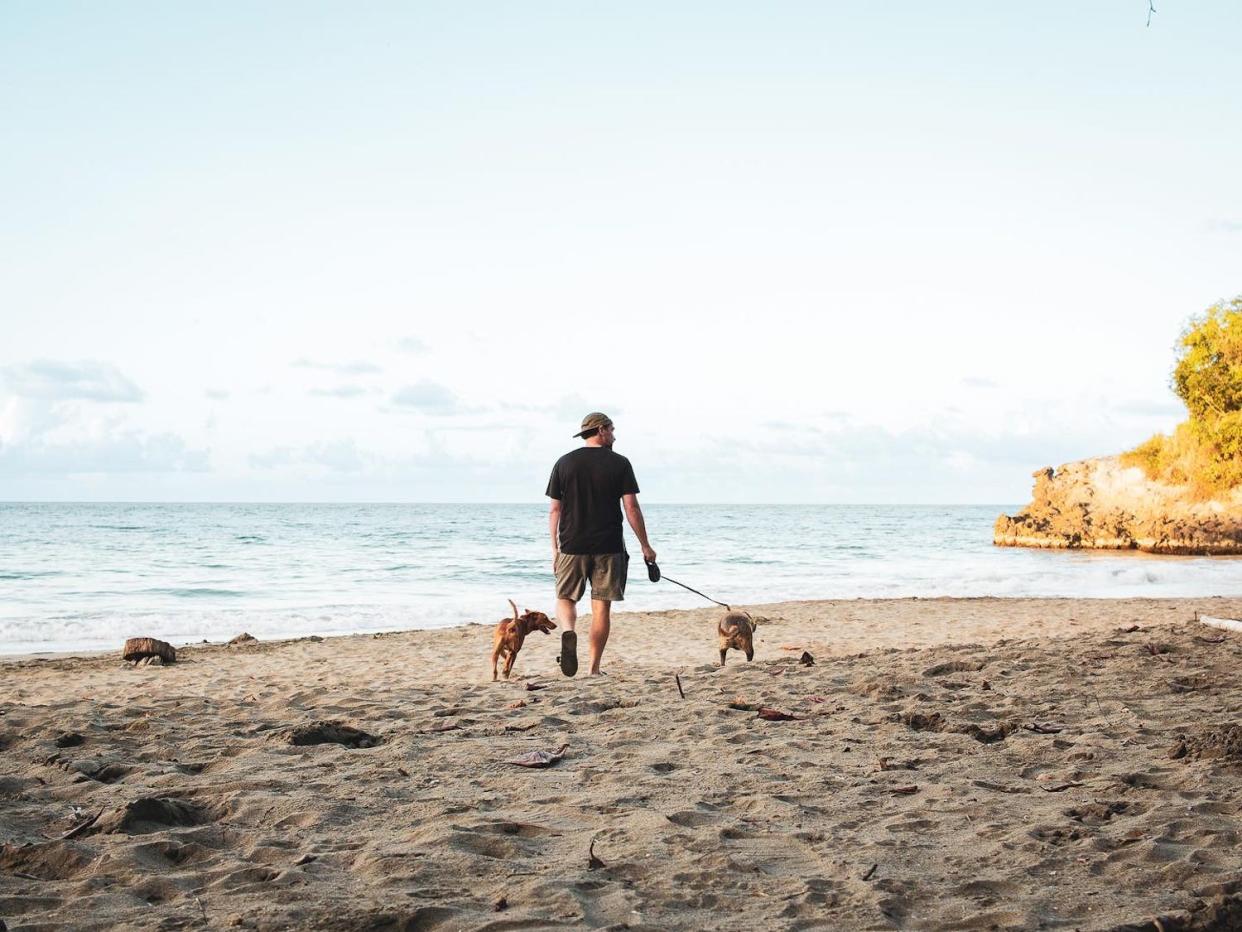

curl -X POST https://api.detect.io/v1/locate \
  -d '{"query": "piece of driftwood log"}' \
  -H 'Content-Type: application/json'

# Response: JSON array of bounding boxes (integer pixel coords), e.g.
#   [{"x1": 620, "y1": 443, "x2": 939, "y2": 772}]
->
[
  {"x1": 1199, "y1": 615, "x2": 1242, "y2": 635},
  {"x1": 588, "y1": 837, "x2": 606, "y2": 870},
  {"x1": 122, "y1": 638, "x2": 176, "y2": 664},
  {"x1": 61, "y1": 807, "x2": 103, "y2": 839}
]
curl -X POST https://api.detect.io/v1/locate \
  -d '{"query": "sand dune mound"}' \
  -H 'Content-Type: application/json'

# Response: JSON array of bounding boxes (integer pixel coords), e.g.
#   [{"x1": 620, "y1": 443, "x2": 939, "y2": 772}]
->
[{"x1": 94, "y1": 797, "x2": 210, "y2": 836}]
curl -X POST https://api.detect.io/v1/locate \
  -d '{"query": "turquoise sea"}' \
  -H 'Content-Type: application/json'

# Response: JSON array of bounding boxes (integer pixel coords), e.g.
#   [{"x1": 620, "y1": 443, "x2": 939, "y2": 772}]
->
[{"x1": 2, "y1": 502, "x2": 1240, "y2": 654}]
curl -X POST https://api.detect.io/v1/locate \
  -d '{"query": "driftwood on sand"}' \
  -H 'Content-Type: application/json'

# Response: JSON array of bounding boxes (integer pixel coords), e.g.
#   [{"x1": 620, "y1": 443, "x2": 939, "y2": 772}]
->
[
  {"x1": 121, "y1": 638, "x2": 176, "y2": 664},
  {"x1": 1199, "y1": 615, "x2": 1242, "y2": 635}
]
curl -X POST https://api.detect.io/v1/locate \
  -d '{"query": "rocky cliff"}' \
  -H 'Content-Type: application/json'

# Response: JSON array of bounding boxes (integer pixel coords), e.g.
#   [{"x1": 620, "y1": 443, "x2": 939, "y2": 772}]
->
[{"x1": 994, "y1": 457, "x2": 1242, "y2": 555}]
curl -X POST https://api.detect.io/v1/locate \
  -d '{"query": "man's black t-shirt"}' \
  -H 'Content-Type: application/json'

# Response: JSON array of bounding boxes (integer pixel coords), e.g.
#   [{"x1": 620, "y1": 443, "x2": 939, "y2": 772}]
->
[{"x1": 545, "y1": 448, "x2": 640, "y2": 555}]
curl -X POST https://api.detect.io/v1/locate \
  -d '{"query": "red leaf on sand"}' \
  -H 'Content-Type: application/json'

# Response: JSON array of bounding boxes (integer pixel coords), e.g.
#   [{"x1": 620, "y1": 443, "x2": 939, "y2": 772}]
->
[
  {"x1": 757, "y1": 708, "x2": 800, "y2": 721},
  {"x1": 506, "y1": 744, "x2": 569, "y2": 768}
]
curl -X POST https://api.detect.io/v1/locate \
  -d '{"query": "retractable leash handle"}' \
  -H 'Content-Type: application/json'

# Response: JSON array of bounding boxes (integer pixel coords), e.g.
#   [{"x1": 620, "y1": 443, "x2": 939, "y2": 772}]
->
[{"x1": 645, "y1": 559, "x2": 730, "y2": 610}]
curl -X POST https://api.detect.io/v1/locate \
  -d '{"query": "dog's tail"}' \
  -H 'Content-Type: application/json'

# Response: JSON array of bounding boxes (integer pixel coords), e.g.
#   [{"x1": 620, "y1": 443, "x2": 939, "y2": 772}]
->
[{"x1": 508, "y1": 599, "x2": 519, "y2": 622}]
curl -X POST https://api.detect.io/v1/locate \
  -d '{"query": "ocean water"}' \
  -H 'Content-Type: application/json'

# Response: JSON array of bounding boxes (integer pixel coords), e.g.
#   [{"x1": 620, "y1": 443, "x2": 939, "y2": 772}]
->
[{"x1": 2, "y1": 502, "x2": 1240, "y2": 655}]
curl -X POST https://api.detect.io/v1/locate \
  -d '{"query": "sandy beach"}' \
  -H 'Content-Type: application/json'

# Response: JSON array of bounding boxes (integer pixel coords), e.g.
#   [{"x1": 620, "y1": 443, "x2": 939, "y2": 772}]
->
[{"x1": 3, "y1": 596, "x2": 1242, "y2": 930}]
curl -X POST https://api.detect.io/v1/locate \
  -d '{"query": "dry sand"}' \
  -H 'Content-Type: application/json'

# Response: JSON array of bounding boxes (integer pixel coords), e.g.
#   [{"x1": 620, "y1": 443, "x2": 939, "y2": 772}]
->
[{"x1": 3, "y1": 596, "x2": 1242, "y2": 931}]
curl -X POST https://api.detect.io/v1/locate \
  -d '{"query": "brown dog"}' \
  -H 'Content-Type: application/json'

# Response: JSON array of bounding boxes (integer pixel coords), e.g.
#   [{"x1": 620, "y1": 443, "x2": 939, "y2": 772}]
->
[
  {"x1": 492, "y1": 599, "x2": 556, "y2": 681},
  {"x1": 718, "y1": 610, "x2": 756, "y2": 665}
]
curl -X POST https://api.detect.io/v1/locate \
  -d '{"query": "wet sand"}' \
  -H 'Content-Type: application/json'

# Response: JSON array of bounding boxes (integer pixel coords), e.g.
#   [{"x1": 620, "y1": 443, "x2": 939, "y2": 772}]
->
[{"x1": 3, "y1": 596, "x2": 1242, "y2": 930}]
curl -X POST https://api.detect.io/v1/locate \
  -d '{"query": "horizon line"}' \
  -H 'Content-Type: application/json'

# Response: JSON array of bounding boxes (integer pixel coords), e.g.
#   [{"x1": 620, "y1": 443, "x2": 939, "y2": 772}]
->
[{"x1": 0, "y1": 500, "x2": 1020, "y2": 508}]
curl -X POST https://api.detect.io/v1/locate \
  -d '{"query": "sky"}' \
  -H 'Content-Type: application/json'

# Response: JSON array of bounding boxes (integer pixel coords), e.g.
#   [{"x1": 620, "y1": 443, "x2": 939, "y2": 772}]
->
[{"x1": 2, "y1": 1, "x2": 1240, "y2": 503}]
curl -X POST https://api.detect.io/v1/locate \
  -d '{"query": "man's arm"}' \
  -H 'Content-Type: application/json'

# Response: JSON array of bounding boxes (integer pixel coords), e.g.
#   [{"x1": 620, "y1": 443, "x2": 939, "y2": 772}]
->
[
  {"x1": 549, "y1": 499, "x2": 562, "y2": 569},
  {"x1": 622, "y1": 493, "x2": 656, "y2": 563}
]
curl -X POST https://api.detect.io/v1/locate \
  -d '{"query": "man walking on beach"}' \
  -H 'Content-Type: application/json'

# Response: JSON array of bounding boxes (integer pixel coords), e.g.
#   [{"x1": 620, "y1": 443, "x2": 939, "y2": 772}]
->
[{"x1": 546, "y1": 412, "x2": 657, "y2": 677}]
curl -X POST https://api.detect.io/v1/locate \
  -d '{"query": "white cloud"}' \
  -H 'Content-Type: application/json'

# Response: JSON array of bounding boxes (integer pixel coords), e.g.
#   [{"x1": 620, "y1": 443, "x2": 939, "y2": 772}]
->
[
  {"x1": 2, "y1": 360, "x2": 143, "y2": 403},
  {"x1": 249, "y1": 447, "x2": 295, "y2": 469},
  {"x1": 249, "y1": 440, "x2": 366, "y2": 474},
  {"x1": 0, "y1": 392, "x2": 207, "y2": 478},
  {"x1": 390, "y1": 381, "x2": 466, "y2": 415},
  {"x1": 291, "y1": 358, "x2": 383, "y2": 375},
  {"x1": 0, "y1": 430, "x2": 208, "y2": 475},
  {"x1": 307, "y1": 440, "x2": 366, "y2": 473},
  {"x1": 309, "y1": 385, "x2": 370, "y2": 399},
  {"x1": 205, "y1": 389, "x2": 231, "y2": 400},
  {"x1": 397, "y1": 337, "x2": 429, "y2": 354}
]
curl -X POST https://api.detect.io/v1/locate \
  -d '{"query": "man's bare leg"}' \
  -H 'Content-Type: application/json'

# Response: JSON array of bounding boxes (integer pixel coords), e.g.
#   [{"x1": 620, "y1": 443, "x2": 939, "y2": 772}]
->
[
  {"x1": 588, "y1": 599, "x2": 612, "y2": 675},
  {"x1": 557, "y1": 598, "x2": 578, "y2": 676}
]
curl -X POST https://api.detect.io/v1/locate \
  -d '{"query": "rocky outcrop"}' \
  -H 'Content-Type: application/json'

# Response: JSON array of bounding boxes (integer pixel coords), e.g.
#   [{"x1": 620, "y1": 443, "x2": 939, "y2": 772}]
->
[{"x1": 994, "y1": 457, "x2": 1242, "y2": 555}]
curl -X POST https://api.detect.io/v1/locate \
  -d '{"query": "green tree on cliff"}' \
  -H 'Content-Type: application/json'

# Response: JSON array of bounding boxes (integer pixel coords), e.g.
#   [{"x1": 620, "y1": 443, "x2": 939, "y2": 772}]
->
[{"x1": 1124, "y1": 296, "x2": 1242, "y2": 494}]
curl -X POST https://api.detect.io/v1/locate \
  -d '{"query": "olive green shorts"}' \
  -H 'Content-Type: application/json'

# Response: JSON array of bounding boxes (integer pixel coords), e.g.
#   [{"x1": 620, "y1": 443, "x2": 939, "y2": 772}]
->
[{"x1": 554, "y1": 552, "x2": 629, "y2": 602}]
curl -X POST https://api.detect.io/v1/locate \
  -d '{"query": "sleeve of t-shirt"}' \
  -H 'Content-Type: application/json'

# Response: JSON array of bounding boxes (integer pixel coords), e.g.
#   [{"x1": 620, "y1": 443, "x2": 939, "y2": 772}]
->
[
  {"x1": 545, "y1": 462, "x2": 563, "y2": 500},
  {"x1": 619, "y1": 458, "x2": 640, "y2": 496}
]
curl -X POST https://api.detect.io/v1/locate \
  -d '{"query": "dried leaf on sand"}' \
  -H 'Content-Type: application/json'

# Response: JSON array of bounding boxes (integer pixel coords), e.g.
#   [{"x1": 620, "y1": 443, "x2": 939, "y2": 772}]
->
[
  {"x1": 757, "y1": 708, "x2": 801, "y2": 721},
  {"x1": 506, "y1": 744, "x2": 569, "y2": 768}
]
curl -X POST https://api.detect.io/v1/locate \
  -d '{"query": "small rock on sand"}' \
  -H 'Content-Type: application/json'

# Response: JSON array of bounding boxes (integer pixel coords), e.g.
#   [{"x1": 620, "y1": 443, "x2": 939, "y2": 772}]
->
[{"x1": 286, "y1": 721, "x2": 380, "y2": 749}]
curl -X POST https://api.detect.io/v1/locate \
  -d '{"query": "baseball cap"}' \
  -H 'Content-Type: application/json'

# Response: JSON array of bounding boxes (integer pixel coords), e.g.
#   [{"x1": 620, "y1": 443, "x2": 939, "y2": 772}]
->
[{"x1": 573, "y1": 412, "x2": 613, "y2": 438}]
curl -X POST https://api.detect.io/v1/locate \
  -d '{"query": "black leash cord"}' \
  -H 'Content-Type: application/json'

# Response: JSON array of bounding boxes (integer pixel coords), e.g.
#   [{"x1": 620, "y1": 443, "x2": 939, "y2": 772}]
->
[{"x1": 661, "y1": 574, "x2": 730, "y2": 610}]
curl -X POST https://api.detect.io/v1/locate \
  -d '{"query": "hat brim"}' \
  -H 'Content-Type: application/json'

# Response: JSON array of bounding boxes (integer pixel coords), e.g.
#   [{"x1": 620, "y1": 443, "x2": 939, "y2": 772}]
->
[{"x1": 573, "y1": 422, "x2": 611, "y2": 438}]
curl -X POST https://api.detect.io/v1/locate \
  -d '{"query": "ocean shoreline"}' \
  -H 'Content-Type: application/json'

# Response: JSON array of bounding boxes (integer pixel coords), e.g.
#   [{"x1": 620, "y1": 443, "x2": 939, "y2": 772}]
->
[{"x1": 4, "y1": 593, "x2": 1240, "y2": 667}]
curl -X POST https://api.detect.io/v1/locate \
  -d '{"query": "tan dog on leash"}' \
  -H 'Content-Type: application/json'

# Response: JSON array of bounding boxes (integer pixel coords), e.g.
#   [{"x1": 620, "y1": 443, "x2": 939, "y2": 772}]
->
[{"x1": 717, "y1": 610, "x2": 756, "y2": 665}]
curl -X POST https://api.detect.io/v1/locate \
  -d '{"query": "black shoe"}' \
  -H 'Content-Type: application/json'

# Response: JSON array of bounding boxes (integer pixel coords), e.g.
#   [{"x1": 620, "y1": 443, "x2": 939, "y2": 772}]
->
[{"x1": 559, "y1": 631, "x2": 578, "y2": 677}]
